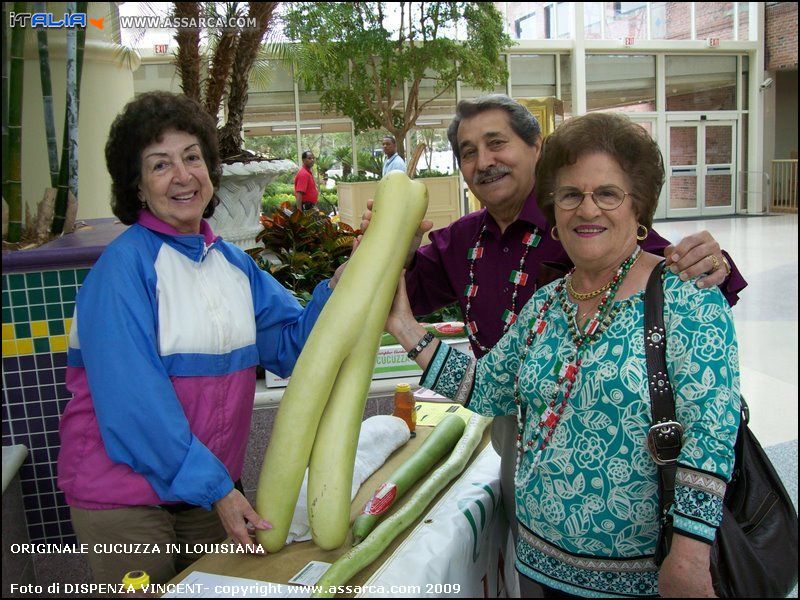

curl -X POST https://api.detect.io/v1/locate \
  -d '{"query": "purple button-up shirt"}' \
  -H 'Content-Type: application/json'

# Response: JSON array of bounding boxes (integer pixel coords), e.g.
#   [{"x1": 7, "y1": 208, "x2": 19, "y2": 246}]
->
[{"x1": 405, "y1": 190, "x2": 746, "y2": 357}]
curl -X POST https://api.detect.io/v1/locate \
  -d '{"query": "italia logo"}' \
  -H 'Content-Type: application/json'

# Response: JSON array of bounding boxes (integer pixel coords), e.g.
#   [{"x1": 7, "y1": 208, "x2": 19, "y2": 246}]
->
[
  {"x1": 467, "y1": 247, "x2": 484, "y2": 260},
  {"x1": 523, "y1": 232, "x2": 541, "y2": 247},
  {"x1": 467, "y1": 321, "x2": 479, "y2": 335},
  {"x1": 464, "y1": 284, "x2": 478, "y2": 297},
  {"x1": 509, "y1": 270, "x2": 529, "y2": 286},
  {"x1": 532, "y1": 318, "x2": 547, "y2": 334}
]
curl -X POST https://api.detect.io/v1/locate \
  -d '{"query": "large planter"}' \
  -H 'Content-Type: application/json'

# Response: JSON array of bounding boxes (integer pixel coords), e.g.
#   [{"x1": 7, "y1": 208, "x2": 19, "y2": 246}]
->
[
  {"x1": 208, "y1": 159, "x2": 296, "y2": 250},
  {"x1": 337, "y1": 175, "x2": 462, "y2": 240}
]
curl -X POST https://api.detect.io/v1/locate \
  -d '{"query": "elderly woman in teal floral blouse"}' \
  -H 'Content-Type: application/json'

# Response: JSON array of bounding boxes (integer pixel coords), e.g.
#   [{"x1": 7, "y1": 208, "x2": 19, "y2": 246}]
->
[{"x1": 387, "y1": 112, "x2": 740, "y2": 598}]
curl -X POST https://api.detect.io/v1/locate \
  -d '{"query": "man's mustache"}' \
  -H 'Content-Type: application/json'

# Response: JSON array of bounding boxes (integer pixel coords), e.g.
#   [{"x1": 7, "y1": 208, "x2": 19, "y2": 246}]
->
[{"x1": 473, "y1": 166, "x2": 512, "y2": 185}]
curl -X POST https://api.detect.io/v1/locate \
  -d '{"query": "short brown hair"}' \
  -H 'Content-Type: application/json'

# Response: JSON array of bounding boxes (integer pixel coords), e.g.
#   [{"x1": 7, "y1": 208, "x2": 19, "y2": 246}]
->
[
  {"x1": 105, "y1": 91, "x2": 221, "y2": 225},
  {"x1": 534, "y1": 113, "x2": 664, "y2": 228}
]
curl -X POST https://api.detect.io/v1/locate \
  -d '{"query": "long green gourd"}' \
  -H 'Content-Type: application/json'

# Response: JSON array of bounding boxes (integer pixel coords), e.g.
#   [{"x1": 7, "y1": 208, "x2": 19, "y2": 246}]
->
[
  {"x1": 306, "y1": 274, "x2": 396, "y2": 549},
  {"x1": 256, "y1": 172, "x2": 429, "y2": 552},
  {"x1": 351, "y1": 414, "x2": 466, "y2": 545},
  {"x1": 310, "y1": 414, "x2": 492, "y2": 597}
]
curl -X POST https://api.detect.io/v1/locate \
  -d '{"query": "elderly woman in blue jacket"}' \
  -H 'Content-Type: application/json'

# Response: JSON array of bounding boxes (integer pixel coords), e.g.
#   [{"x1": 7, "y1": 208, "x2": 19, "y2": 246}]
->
[{"x1": 57, "y1": 92, "x2": 347, "y2": 584}]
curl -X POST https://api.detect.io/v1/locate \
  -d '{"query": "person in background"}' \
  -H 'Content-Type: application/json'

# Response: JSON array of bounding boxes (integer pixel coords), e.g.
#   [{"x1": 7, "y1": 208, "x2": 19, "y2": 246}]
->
[
  {"x1": 386, "y1": 111, "x2": 740, "y2": 597},
  {"x1": 294, "y1": 150, "x2": 319, "y2": 211},
  {"x1": 381, "y1": 135, "x2": 407, "y2": 176},
  {"x1": 57, "y1": 92, "x2": 348, "y2": 585}
]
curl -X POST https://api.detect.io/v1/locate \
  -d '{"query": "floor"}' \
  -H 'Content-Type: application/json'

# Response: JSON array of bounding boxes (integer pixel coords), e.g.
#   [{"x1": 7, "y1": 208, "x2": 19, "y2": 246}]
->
[{"x1": 652, "y1": 213, "x2": 798, "y2": 447}]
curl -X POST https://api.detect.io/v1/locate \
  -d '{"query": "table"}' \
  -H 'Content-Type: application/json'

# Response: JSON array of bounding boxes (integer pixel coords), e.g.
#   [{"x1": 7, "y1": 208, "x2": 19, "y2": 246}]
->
[{"x1": 168, "y1": 426, "x2": 510, "y2": 597}]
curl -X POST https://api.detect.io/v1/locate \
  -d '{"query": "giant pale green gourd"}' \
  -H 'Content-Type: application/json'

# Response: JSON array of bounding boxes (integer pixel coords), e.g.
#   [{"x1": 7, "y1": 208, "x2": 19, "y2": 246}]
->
[
  {"x1": 306, "y1": 274, "x2": 395, "y2": 549},
  {"x1": 256, "y1": 172, "x2": 429, "y2": 552}
]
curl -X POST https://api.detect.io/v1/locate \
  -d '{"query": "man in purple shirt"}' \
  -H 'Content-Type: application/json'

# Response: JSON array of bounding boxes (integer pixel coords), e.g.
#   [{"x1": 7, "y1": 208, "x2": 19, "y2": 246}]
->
[
  {"x1": 363, "y1": 95, "x2": 747, "y2": 565},
  {"x1": 404, "y1": 95, "x2": 745, "y2": 353}
]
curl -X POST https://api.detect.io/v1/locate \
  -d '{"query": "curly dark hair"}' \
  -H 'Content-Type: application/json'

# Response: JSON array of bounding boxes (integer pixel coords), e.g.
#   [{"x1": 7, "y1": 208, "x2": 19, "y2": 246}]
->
[
  {"x1": 105, "y1": 91, "x2": 222, "y2": 224},
  {"x1": 534, "y1": 112, "x2": 665, "y2": 228}
]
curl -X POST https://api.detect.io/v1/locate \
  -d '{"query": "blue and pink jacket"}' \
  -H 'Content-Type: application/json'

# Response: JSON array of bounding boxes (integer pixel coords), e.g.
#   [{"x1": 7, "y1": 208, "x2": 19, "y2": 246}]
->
[{"x1": 57, "y1": 211, "x2": 332, "y2": 510}]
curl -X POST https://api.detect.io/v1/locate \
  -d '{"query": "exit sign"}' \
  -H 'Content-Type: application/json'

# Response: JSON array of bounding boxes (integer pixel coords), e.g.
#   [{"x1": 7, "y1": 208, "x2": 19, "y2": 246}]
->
[
  {"x1": 708, "y1": 38, "x2": 720, "y2": 47},
  {"x1": 624, "y1": 37, "x2": 635, "y2": 46},
  {"x1": 154, "y1": 44, "x2": 168, "y2": 54}
]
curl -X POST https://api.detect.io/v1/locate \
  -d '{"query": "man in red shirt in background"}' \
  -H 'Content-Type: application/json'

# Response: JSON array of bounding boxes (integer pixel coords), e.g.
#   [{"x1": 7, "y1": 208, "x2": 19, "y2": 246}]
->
[{"x1": 294, "y1": 150, "x2": 318, "y2": 212}]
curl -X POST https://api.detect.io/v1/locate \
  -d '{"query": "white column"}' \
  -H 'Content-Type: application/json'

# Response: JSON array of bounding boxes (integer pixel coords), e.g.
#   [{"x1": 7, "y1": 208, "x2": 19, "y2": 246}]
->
[
  {"x1": 747, "y1": 1, "x2": 766, "y2": 214},
  {"x1": 572, "y1": 2, "x2": 587, "y2": 115}
]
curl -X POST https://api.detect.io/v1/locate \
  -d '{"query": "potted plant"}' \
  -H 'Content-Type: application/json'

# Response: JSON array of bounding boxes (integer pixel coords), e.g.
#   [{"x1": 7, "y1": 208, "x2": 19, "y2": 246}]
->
[{"x1": 172, "y1": 1, "x2": 294, "y2": 249}]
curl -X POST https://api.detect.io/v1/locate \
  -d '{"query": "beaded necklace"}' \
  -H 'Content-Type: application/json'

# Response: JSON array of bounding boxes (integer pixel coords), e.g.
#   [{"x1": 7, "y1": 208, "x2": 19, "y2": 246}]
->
[
  {"x1": 464, "y1": 223, "x2": 541, "y2": 354},
  {"x1": 512, "y1": 246, "x2": 641, "y2": 488}
]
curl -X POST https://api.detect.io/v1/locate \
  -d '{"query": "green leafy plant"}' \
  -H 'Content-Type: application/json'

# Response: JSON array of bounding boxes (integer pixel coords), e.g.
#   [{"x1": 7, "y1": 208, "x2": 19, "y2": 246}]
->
[
  {"x1": 330, "y1": 172, "x2": 379, "y2": 183},
  {"x1": 415, "y1": 169, "x2": 451, "y2": 178},
  {"x1": 332, "y1": 146, "x2": 353, "y2": 177},
  {"x1": 284, "y1": 2, "x2": 512, "y2": 157},
  {"x1": 173, "y1": 1, "x2": 280, "y2": 160},
  {"x1": 251, "y1": 203, "x2": 358, "y2": 304}
]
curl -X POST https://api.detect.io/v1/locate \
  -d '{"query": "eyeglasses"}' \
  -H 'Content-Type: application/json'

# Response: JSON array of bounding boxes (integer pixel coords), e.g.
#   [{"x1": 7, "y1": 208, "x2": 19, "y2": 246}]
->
[{"x1": 551, "y1": 185, "x2": 630, "y2": 211}]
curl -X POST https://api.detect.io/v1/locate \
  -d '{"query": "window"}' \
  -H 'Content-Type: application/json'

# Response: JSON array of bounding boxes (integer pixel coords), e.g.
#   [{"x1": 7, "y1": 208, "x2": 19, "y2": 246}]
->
[
  {"x1": 614, "y1": 2, "x2": 648, "y2": 15},
  {"x1": 514, "y1": 12, "x2": 537, "y2": 40}
]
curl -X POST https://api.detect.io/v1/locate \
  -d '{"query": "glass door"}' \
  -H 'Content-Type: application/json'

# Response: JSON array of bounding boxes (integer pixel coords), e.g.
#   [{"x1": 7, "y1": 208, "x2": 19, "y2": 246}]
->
[{"x1": 667, "y1": 121, "x2": 736, "y2": 217}]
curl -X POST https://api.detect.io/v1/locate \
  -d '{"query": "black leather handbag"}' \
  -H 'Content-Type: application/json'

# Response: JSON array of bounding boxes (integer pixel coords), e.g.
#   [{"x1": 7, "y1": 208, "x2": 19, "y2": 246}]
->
[{"x1": 644, "y1": 261, "x2": 798, "y2": 598}]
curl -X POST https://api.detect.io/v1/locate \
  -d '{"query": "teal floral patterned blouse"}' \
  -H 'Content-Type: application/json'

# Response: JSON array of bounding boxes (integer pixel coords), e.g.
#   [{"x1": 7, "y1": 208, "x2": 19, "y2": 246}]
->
[{"x1": 421, "y1": 268, "x2": 740, "y2": 597}]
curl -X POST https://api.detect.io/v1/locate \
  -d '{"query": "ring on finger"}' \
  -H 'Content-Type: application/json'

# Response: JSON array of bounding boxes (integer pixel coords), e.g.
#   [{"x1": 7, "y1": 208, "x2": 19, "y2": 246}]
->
[{"x1": 706, "y1": 254, "x2": 721, "y2": 273}]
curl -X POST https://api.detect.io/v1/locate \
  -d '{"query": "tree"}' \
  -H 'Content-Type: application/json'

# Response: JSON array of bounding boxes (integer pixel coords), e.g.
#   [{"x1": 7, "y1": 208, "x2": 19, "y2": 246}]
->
[
  {"x1": 173, "y1": 2, "x2": 279, "y2": 160},
  {"x1": 283, "y1": 2, "x2": 512, "y2": 157}
]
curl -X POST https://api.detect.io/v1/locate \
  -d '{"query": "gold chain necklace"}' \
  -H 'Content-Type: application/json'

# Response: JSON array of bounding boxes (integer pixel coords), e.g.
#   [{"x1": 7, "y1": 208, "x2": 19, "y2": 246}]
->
[{"x1": 567, "y1": 250, "x2": 642, "y2": 301}]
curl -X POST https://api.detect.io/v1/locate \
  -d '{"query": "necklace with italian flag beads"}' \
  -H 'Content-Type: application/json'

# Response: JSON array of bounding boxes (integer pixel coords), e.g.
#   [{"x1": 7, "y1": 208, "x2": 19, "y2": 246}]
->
[
  {"x1": 464, "y1": 223, "x2": 542, "y2": 354},
  {"x1": 512, "y1": 245, "x2": 642, "y2": 488}
]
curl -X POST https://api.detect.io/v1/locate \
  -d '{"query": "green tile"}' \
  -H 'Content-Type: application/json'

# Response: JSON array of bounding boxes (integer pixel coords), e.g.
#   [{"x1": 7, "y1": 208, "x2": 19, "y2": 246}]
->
[
  {"x1": 63, "y1": 301, "x2": 76, "y2": 316},
  {"x1": 44, "y1": 288, "x2": 62, "y2": 304},
  {"x1": 28, "y1": 288, "x2": 44, "y2": 305},
  {"x1": 49, "y1": 319, "x2": 65, "y2": 335},
  {"x1": 14, "y1": 322, "x2": 31, "y2": 338},
  {"x1": 25, "y1": 273, "x2": 43, "y2": 288},
  {"x1": 2, "y1": 307, "x2": 11, "y2": 322},
  {"x1": 30, "y1": 305, "x2": 46, "y2": 321},
  {"x1": 2, "y1": 289, "x2": 9, "y2": 306},
  {"x1": 43, "y1": 271, "x2": 60, "y2": 286},
  {"x1": 61, "y1": 287, "x2": 77, "y2": 303},
  {"x1": 9, "y1": 274, "x2": 25, "y2": 290},
  {"x1": 46, "y1": 304, "x2": 63, "y2": 320},
  {"x1": 12, "y1": 306, "x2": 29, "y2": 323},
  {"x1": 76, "y1": 268, "x2": 91, "y2": 283},
  {"x1": 59, "y1": 271, "x2": 76, "y2": 285},
  {"x1": 11, "y1": 290, "x2": 27, "y2": 306},
  {"x1": 34, "y1": 337, "x2": 51, "y2": 353}
]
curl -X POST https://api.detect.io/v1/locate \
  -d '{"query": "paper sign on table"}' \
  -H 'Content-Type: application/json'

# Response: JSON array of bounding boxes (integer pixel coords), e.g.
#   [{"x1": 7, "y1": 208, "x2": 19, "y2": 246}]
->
[
  {"x1": 414, "y1": 398, "x2": 475, "y2": 427},
  {"x1": 161, "y1": 571, "x2": 311, "y2": 598},
  {"x1": 288, "y1": 560, "x2": 331, "y2": 586}
]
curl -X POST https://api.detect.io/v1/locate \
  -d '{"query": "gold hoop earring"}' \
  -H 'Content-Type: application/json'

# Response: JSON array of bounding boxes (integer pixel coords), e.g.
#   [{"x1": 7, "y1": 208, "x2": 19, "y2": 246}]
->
[
  {"x1": 636, "y1": 224, "x2": 648, "y2": 241},
  {"x1": 551, "y1": 226, "x2": 559, "y2": 241}
]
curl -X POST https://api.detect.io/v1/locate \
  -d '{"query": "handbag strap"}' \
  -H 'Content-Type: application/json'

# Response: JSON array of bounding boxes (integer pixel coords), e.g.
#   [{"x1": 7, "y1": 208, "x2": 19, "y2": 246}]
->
[{"x1": 643, "y1": 261, "x2": 684, "y2": 519}]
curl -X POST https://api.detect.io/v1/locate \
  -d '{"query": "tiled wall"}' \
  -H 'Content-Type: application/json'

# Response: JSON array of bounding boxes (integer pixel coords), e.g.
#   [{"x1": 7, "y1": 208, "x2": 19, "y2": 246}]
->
[{"x1": 2, "y1": 268, "x2": 90, "y2": 544}]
